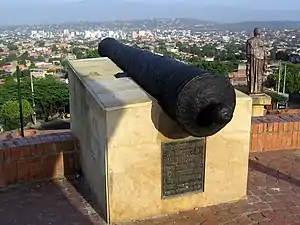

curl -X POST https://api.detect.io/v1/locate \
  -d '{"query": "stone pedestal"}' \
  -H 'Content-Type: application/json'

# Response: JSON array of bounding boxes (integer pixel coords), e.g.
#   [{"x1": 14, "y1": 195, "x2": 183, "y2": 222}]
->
[
  {"x1": 250, "y1": 93, "x2": 271, "y2": 117},
  {"x1": 68, "y1": 58, "x2": 253, "y2": 224}
]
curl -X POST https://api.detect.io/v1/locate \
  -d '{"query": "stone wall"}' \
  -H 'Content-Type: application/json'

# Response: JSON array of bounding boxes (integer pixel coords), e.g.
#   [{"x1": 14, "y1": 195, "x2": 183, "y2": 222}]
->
[{"x1": 0, "y1": 132, "x2": 80, "y2": 187}]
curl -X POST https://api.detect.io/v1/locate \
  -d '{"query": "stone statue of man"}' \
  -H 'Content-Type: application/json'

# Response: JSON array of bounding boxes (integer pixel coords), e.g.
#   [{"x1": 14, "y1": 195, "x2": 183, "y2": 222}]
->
[{"x1": 246, "y1": 28, "x2": 267, "y2": 94}]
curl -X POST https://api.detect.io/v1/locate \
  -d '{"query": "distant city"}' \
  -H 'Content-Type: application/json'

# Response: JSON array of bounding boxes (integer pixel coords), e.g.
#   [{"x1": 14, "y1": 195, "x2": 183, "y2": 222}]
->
[
  {"x1": 1, "y1": 18, "x2": 300, "y2": 131},
  {"x1": 1, "y1": 18, "x2": 300, "y2": 79}
]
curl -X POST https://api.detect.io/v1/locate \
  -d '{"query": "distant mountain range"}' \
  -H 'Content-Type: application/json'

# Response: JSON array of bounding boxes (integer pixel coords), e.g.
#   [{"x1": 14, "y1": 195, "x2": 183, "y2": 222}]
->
[
  {"x1": 60, "y1": 19, "x2": 300, "y2": 31},
  {"x1": 2, "y1": 18, "x2": 300, "y2": 32},
  {"x1": 1, "y1": 0, "x2": 300, "y2": 26},
  {"x1": 215, "y1": 20, "x2": 300, "y2": 31}
]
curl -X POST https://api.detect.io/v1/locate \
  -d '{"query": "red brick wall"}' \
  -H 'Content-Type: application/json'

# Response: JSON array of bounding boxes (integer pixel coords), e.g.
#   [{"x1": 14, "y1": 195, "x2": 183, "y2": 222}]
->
[
  {"x1": 0, "y1": 132, "x2": 80, "y2": 187},
  {"x1": 251, "y1": 115, "x2": 300, "y2": 152},
  {"x1": 2, "y1": 115, "x2": 300, "y2": 186}
]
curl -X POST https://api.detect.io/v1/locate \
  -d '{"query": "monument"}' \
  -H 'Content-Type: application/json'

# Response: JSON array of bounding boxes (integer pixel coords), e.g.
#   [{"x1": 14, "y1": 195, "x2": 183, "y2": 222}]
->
[
  {"x1": 68, "y1": 38, "x2": 252, "y2": 224},
  {"x1": 246, "y1": 28, "x2": 271, "y2": 116}
]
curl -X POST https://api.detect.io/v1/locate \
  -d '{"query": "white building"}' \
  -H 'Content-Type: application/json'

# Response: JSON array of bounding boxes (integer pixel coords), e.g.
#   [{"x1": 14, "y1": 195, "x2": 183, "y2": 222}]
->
[{"x1": 30, "y1": 69, "x2": 46, "y2": 78}]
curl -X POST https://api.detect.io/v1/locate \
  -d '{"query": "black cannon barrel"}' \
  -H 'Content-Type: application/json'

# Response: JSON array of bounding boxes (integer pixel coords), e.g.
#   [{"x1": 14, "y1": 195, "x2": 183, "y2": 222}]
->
[{"x1": 98, "y1": 38, "x2": 236, "y2": 137}]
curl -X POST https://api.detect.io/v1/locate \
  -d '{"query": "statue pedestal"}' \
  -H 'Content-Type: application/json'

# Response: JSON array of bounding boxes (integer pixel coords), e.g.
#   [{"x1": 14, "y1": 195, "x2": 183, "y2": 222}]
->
[
  {"x1": 250, "y1": 93, "x2": 271, "y2": 117},
  {"x1": 68, "y1": 58, "x2": 253, "y2": 224}
]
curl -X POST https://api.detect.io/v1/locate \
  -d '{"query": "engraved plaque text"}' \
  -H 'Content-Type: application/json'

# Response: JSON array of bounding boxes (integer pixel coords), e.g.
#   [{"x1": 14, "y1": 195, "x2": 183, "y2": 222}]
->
[{"x1": 162, "y1": 138, "x2": 205, "y2": 198}]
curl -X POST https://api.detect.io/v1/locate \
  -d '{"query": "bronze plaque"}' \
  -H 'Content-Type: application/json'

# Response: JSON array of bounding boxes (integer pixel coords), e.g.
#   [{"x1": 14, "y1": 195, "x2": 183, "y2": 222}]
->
[{"x1": 162, "y1": 138, "x2": 206, "y2": 198}]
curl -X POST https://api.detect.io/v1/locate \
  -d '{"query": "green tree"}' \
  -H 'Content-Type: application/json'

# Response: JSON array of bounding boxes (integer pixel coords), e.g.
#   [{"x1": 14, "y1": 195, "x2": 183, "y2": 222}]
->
[
  {"x1": 270, "y1": 47, "x2": 277, "y2": 61},
  {"x1": 49, "y1": 57, "x2": 62, "y2": 63},
  {"x1": 3, "y1": 75, "x2": 14, "y2": 83},
  {"x1": 0, "y1": 60, "x2": 6, "y2": 67},
  {"x1": 266, "y1": 63, "x2": 300, "y2": 94},
  {"x1": 61, "y1": 60, "x2": 69, "y2": 71},
  {"x1": 275, "y1": 51, "x2": 289, "y2": 61},
  {"x1": 7, "y1": 44, "x2": 18, "y2": 51},
  {"x1": 33, "y1": 76, "x2": 69, "y2": 117},
  {"x1": 0, "y1": 99, "x2": 33, "y2": 131},
  {"x1": 178, "y1": 42, "x2": 247, "y2": 62},
  {"x1": 13, "y1": 69, "x2": 30, "y2": 77},
  {"x1": 72, "y1": 47, "x2": 86, "y2": 59},
  {"x1": 29, "y1": 62, "x2": 36, "y2": 69},
  {"x1": 5, "y1": 54, "x2": 18, "y2": 62},
  {"x1": 18, "y1": 59, "x2": 27, "y2": 66},
  {"x1": 86, "y1": 49, "x2": 99, "y2": 58},
  {"x1": 36, "y1": 41, "x2": 45, "y2": 47},
  {"x1": 201, "y1": 45, "x2": 217, "y2": 58},
  {"x1": 19, "y1": 51, "x2": 29, "y2": 60},
  {"x1": 0, "y1": 100, "x2": 33, "y2": 119},
  {"x1": 176, "y1": 42, "x2": 185, "y2": 49},
  {"x1": 61, "y1": 47, "x2": 68, "y2": 54},
  {"x1": 189, "y1": 59, "x2": 238, "y2": 76},
  {"x1": 51, "y1": 44, "x2": 59, "y2": 52},
  {"x1": 0, "y1": 76, "x2": 69, "y2": 120},
  {"x1": 37, "y1": 55, "x2": 45, "y2": 62}
]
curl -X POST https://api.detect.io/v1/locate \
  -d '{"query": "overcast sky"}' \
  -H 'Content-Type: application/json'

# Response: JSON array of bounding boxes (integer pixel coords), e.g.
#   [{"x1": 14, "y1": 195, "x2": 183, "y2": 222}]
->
[
  {"x1": 3, "y1": 0, "x2": 299, "y2": 9},
  {"x1": 1, "y1": 0, "x2": 300, "y2": 25}
]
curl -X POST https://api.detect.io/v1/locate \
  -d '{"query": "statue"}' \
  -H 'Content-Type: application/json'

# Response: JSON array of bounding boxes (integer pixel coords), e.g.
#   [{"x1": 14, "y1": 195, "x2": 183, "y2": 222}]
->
[
  {"x1": 246, "y1": 28, "x2": 267, "y2": 94},
  {"x1": 98, "y1": 38, "x2": 236, "y2": 137}
]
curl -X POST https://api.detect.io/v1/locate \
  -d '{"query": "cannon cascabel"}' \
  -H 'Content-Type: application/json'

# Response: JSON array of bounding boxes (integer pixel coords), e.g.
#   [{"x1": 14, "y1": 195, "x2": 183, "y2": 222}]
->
[{"x1": 98, "y1": 38, "x2": 236, "y2": 137}]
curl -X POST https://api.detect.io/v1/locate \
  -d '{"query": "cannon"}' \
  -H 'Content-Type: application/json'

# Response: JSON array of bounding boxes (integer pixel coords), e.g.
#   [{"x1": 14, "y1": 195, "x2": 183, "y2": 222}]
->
[{"x1": 98, "y1": 38, "x2": 236, "y2": 137}]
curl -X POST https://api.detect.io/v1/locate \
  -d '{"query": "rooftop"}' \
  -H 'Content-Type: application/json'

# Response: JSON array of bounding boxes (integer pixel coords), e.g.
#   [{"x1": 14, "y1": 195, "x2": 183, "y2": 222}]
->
[{"x1": 1, "y1": 150, "x2": 300, "y2": 225}]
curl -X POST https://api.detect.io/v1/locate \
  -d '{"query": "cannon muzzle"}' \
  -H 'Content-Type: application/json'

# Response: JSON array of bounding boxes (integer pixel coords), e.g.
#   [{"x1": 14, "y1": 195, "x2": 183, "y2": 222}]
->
[{"x1": 98, "y1": 38, "x2": 236, "y2": 137}]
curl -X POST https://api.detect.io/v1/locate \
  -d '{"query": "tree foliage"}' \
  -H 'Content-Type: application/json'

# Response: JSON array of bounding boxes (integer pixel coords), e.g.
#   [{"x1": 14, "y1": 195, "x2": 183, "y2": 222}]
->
[
  {"x1": 49, "y1": 57, "x2": 63, "y2": 63},
  {"x1": 0, "y1": 99, "x2": 33, "y2": 131},
  {"x1": 19, "y1": 51, "x2": 29, "y2": 60},
  {"x1": 266, "y1": 63, "x2": 300, "y2": 94},
  {"x1": 12, "y1": 69, "x2": 31, "y2": 77},
  {"x1": 0, "y1": 99, "x2": 33, "y2": 119},
  {"x1": 72, "y1": 47, "x2": 86, "y2": 59},
  {"x1": 61, "y1": 47, "x2": 68, "y2": 54},
  {"x1": 86, "y1": 49, "x2": 99, "y2": 58},
  {"x1": 269, "y1": 47, "x2": 277, "y2": 60},
  {"x1": 37, "y1": 55, "x2": 45, "y2": 62},
  {"x1": 36, "y1": 41, "x2": 45, "y2": 47},
  {"x1": 275, "y1": 51, "x2": 289, "y2": 61},
  {"x1": 7, "y1": 44, "x2": 18, "y2": 51},
  {"x1": 0, "y1": 76, "x2": 69, "y2": 119},
  {"x1": 5, "y1": 54, "x2": 18, "y2": 62},
  {"x1": 32, "y1": 76, "x2": 69, "y2": 116},
  {"x1": 51, "y1": 44, "x2": 59, "y2": 52},
  {"x1": 176, "y1": 42, "x2": 246, "y2": 61},
  {"x1": 29, "y1": 62, "x2": 36, "y2": 69},
  {"x1": 189, "y1": 59, "x2": 238, "y2": 75}
]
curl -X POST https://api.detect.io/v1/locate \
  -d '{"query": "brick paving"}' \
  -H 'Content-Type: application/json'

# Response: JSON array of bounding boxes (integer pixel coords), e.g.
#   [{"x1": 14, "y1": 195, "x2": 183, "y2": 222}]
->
[
  {"x1": 0, "y1": 177, "x2": 105, "y2": 225},
  {"x1": 2, "y1": 150, "x2": 300, "y2": 225},
  {"x1": 120, "y1": 150, "x2": 300, "y2": 225}
]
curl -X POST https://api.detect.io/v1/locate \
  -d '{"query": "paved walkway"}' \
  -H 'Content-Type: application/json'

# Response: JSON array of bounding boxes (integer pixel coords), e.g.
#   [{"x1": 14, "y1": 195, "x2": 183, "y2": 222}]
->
[
  {"x1": 1, "y1": 150, "x2": 300, "y2": 225},
  {"x1": 0, "y1": 178, "x2": 105, "y2": 225},
  {"x1": 121, "y1": 150, "x2": 300, "y2": 225}
]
